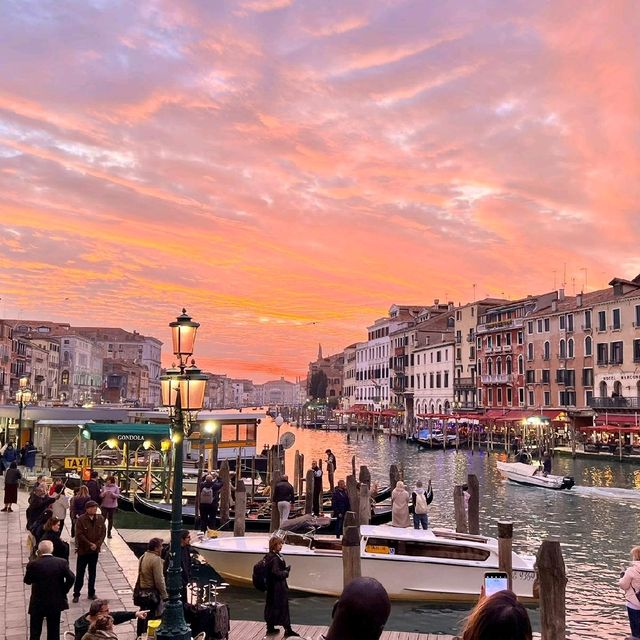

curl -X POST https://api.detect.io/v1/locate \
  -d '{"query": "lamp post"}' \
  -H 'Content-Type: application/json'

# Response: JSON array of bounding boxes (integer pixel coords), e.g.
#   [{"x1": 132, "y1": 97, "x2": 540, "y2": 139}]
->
[
  {"x1": 275, "y1": 414, "x2": 284, "y2": 472},
  {"x1": 158, "y1": 309, "x2": 208, "y2": 640},
  {"x1": 16, "y1": 375, "x2": 32, "y2": 452}
]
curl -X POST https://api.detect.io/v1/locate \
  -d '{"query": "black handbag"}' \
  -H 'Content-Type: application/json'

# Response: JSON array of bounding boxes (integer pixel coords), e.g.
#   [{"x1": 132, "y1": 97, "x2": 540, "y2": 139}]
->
[{"x1": 133, "y1": 556, "x2": 161, "y2": 608}]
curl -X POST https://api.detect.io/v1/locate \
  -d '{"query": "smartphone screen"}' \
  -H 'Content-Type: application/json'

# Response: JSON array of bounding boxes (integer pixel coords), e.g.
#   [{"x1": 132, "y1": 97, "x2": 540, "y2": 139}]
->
[{"x1": 484, "y1": 572, "x2": 509, "y2": 596}]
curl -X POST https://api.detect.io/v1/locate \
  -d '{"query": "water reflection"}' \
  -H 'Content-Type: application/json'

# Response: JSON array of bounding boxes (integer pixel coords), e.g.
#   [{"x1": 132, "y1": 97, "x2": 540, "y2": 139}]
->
[{"x1": 239, "y1": 418, "x2": 640, "y2": 637}]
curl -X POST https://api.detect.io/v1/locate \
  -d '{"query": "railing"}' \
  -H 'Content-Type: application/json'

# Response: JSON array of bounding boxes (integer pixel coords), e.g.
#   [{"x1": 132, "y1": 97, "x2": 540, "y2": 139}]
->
[
  {"x1": 454, "y1": 377, "x2": 475, "y2": 388},
  {"x1": 481, "y1": 374, "x2": 514, "y2": 385},
  {"x1": 395, "y1": 347, "x2": 405, "y2": 357},
  {"x1": 502, "y1": 345, "x2": 512, "y2": 353},
  {"x1": 589, "y1": 397, "x2": 640, "y2": 410},
  {"x1": 477, "y1": 318, "x2": 524, "y2": 333}
]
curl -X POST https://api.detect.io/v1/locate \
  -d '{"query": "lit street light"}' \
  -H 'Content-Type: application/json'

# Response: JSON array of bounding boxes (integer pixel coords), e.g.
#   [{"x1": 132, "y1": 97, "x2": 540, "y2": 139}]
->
[
  {"x1": 157, "y1": 309, "x2": 208, "y2": 640},
  {"x1": 16, "y1": 375, "x2": 32, "y2": 452}
]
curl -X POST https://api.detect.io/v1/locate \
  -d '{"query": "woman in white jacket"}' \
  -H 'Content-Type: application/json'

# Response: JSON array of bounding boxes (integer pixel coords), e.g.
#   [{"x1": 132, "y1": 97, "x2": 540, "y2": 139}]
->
[
  {"x1": 51, "y1": 484, "x2": 70, "y2": 526},
  {"x1": 619, "y1": 545, "x2": 640, "y2": 640}
]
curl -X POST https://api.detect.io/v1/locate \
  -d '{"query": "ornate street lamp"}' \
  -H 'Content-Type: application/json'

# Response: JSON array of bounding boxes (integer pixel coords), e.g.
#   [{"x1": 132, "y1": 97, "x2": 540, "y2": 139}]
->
[
  {"x1": 16, "y1": 375, "x2": 32, "y2": 452},
  {"x1": 157, "y1": 310, "x2": 208, "y2": 640}
]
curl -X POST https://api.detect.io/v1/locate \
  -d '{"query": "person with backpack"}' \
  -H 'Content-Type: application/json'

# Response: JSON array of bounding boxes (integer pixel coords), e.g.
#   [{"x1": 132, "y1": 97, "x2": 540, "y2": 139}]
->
[
  {"x1": 199, "y1": 473, "x2": 223, "y2": 531},
  {"x1": 619, "y1": 545, "x2": 640, "y2": 640},
  {"x1": 411, "y1": 479, "x2": 433, "y2": 530},
  {"x1": 262, "y1": 536, "x2": 297, "y2": 637}
]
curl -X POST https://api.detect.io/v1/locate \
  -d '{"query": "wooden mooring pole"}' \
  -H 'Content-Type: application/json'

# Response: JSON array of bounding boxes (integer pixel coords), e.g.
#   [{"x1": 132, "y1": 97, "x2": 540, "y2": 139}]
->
[
  {"x1": 219, "y1": 459, "x2": 231, "y2": 524},
  {"x1": 467, "y1": 473, "x2": 480, "y2": 535},
  {"x1": 304, "y1": 468, "x2": 314, "y2": 514},
  {"x1": 537, "y1": 538, "x2": 567, "y2": 640},
  {"x1": 453, "y1": 485, "x2": 468, "y2": 533},
  {"x1": 497, "y1": 520, "x2": 513, "y2": 590},
  {"x1": 342, "y1": 511, "x2": 361, "y2": 587},
  {"x1": 233, "y1": 476, "x2": 247, "y2": 537}
]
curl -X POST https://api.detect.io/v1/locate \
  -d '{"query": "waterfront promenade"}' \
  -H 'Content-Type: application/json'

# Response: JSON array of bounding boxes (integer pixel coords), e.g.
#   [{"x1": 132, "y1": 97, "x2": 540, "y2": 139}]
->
[
  {"x1": 0, "y1": 486, "x2": 140, "y2": 640},
  {"x1": 0, "y1": 482, "x2": 457, "y2": 640}
]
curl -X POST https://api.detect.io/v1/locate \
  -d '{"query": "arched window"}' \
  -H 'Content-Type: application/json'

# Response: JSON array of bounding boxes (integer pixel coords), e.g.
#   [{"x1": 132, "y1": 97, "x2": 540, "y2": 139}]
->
[
  {"x1": 61, "y1": 370, "x2": 69, "y2": 385},
  {"x1": 518, "y1": 355, "x2": 524, "y2": 374},
  {"x1": 487, "y1": 359, "x2": 493, "y2": 375},
  {"x1": 496, "y1": 358, "x2": 502, "y2": 374},
  {"x1": 585, "y1": 336, "x2": 592, "y2": 356},
  {"x1": 613, "y1": 381, "x2": 623, "y2": 397},
  {"x1": 543, "y1": 341, "x2": 550, "y2": 360},
  {"x1": 599, "y1": 381, "x2": 608, "y2": 398},
  {"x1": 506, "y1": 357, "x2": 512, "y2": 374},
  {"x1": 568, "y1": 338, "x2": 574, "y2": 358},
  {"x1": 559, "y1": 339, "x2": 566, "y2": 358}
]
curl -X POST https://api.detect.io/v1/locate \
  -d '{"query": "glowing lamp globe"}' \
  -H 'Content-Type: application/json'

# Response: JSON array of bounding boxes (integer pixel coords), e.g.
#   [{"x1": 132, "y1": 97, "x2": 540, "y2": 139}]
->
[{"x1": 170, "y1": 309, "x2": 200, "y2": 360}]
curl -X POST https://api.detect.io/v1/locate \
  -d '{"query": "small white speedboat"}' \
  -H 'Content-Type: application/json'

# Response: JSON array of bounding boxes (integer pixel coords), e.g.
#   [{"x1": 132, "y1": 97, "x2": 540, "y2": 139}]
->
[
  {"x1": 497, "y1": 461, "x2": 574, "y2": 490},
  {"x1": 193, "y1": 524, "x2": 537, "y2": 602}
]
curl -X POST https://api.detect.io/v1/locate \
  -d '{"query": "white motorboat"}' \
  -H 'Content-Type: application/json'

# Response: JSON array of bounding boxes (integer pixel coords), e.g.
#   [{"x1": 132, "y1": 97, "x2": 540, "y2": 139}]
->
[
  {"x1": 496, "y1": 461, "x2": 574, "y2": 490},
  {"x1": 192, "y1": 524, "x2": 537, "y2": 602}
]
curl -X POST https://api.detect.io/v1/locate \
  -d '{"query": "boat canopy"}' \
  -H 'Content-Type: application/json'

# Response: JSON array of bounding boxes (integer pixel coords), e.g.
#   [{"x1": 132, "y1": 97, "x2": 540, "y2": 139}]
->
[{"x1": 80, "y1": 422, "x2": 171, "y2": 444}]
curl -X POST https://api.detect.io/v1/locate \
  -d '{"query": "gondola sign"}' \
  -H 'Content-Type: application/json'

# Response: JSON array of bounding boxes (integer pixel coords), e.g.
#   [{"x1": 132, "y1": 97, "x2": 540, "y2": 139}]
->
[{"x1": 279, "y1": 432, "x2": 296, "y2": 450}]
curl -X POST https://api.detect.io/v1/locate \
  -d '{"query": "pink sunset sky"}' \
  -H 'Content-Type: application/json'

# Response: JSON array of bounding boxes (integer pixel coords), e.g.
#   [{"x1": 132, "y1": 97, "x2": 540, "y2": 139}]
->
[{"x1": 0, "y1": 0, "x2": 639, "y2": 382}]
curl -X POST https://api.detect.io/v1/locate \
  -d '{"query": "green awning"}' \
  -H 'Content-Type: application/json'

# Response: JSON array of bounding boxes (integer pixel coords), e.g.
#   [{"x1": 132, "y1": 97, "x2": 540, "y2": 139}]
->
[{"x1": 81, "y1": 423, "x2": 170, "y2": 443}]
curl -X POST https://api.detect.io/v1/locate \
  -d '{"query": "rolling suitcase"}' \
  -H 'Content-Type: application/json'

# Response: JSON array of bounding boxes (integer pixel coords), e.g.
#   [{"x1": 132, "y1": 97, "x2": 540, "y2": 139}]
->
[{"x1": 187, "y1": 602, "x2": 230, "y2": 640}]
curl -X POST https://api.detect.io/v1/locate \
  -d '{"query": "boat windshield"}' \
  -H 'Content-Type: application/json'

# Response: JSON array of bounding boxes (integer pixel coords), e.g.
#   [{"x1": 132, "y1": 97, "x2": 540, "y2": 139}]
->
[{"x1": 364, "y1": 537, "x2": 490, "y2": 561}]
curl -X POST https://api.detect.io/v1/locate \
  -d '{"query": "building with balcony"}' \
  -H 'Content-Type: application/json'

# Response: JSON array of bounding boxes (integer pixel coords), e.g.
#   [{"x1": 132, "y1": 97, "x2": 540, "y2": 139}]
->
[
  {"x1": 476, "y1": 292, "x2": 556, "y2": 409},
  {"x1": 341, "y1": 343, "x2": 359, "y2": 409},
  {"x1": 103, "y1": 358, "x2": 149, "y2": 405},
  {"x1": 74, "y1": 327, "x2": 162, "y2": 407},
  {"x1": 413, "y1": 332, "x2": 455, "y2": 416},
  {"x1": 0, "y1": 322, "x2": 11, "y2": 404},
  {"x1": 453, "y1": 299, "x2": 507, "y2": 409},
  {"x1": 589, "y1": 276, "x2": 640, "y2": 413},
  {"x1": 27, "y1": 336, "x2": 60, "y2": 402},
  {"x1": 524, "y1": 288, "x2": 617, "y2": 414},
  {"x1": 58, "y1": 335, "x2": 103, "y2": 405}
]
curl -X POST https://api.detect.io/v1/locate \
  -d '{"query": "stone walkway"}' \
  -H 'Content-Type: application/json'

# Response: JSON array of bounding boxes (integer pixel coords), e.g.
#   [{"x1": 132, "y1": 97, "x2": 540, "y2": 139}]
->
[{"x1": 0, "y1": 480, "x2": 140, "y2": 640}]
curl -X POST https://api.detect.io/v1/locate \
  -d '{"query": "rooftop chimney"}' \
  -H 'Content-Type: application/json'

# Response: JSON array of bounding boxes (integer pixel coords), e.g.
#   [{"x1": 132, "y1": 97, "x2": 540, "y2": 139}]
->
[
  {"x1": 448, "y1": 301, "x2": 454, "y2": 310},
  {"x1": 558, "y1": 288, "x2": 565, "y2": 301},
  {"x1": 434, "y1": 299, "x2": 440, "y2": 306},
  {"x1": 576, "y1": 293, "x2": 583, "y2": 307},
  {"x1": 551, "y1": 300, "x2": 558, "y2": 312}
]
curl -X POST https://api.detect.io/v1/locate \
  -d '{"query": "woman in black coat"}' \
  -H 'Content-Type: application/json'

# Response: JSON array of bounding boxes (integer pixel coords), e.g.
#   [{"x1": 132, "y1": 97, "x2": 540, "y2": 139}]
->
[
  {"x1": 264, "y1": 537, "x2": 297, "y2": 637},
  {"x1": 40, "y1": 517, "x2": 70, "y2": 560},
  {"x1": 25, "y1": 486, "x2": 55, "y2": 531}
]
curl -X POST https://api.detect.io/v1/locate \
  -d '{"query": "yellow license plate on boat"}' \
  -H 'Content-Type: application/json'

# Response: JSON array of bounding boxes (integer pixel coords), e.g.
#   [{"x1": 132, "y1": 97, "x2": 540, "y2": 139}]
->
[{"x1": 365, "y1": 544, "x2": 390, "y2": 554}]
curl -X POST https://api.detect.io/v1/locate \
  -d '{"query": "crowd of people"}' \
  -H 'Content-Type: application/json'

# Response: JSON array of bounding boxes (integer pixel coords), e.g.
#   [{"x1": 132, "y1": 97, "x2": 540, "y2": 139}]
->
[{"x1": 5, "y1": 440, "x2": 640, "y2": 640}]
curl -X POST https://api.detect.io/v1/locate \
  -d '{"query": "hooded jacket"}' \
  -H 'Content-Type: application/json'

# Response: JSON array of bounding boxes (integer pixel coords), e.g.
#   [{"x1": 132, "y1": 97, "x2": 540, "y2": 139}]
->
[{"x1": 619, "y1": 561, "x2": 640, "y2": 610}]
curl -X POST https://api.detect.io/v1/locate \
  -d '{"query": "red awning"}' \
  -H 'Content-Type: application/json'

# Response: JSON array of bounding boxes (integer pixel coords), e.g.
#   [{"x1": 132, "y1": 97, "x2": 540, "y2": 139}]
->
[
  {"x1": 480, "y1": 409, "x2": 512, "y2": 421},
  {"x1": 580, "y1": 425, "x2": 640, "y2": 433},
  {"x1": 595, "y1": 414, "x2": 640, "y2": 426}
]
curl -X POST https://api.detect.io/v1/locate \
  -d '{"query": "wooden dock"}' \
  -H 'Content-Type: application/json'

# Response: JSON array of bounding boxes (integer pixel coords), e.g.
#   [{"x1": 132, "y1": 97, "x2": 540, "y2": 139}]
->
[{"x1": 229, "y1": 620, "x2": 456, "y2": 639}]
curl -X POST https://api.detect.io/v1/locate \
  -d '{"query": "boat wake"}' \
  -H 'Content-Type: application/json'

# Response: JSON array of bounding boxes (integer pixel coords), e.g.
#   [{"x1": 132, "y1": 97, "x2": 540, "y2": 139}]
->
[{"x1": 572, "y1": 485, "x2": 640, "y2": 502}]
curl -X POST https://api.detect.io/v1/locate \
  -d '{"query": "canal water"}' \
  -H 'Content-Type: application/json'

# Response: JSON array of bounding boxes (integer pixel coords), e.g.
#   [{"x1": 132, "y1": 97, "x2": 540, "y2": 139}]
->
[{"x1": 122, "y1": 417, "x2": 640, "y2": 638}]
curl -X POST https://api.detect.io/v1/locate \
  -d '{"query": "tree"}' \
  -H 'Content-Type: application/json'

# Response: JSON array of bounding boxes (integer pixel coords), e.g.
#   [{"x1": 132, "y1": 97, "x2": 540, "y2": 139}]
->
[{"x1": 309, "y1": 370, "x2": 328, "y2": 400}]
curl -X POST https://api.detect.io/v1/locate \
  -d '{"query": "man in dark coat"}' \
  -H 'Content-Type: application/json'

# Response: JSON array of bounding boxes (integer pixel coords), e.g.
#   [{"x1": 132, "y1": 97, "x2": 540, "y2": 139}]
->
[
  {"x1": 264, "y1": 537, "x2": 297, "y2": 637},
  {"x1": 272, "y1": 475, "x2": 295, "y2": 523},
  {"x1": 73, "y1": 501, "x2": 106, "y2": 602},
  {"x1": 324, "y1": 577, "x2": 391, "y2": 640},
  {"x1": 24, "y1": 539, "x2": 75, "y2": 640},
  {"x1": 331, "y1": 479, "x2": 350, "y2": 538},
  {"x1": 311, "y1": 461, "x2": 323, "y2": 516},
  {"x1": 85, "y1": 471, "x2": 101, "y2": 504}
]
